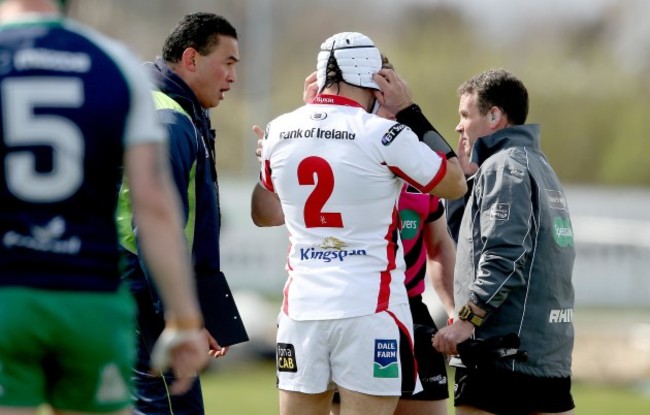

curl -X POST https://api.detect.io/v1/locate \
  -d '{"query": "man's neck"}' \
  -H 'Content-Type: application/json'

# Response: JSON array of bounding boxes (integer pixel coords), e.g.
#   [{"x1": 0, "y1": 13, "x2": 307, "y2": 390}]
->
[
  {"x1": 0, "y1": 0, "x2": 60, "y2": 22},
  {"x1": 321, "y1": 82, "x2": 374, "y2": 112}
]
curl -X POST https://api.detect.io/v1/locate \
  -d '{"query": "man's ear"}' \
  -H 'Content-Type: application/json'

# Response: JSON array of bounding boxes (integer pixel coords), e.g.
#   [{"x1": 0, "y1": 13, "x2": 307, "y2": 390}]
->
[
  {"x1": 180, "y1": 48, "x2": 198, "y2": 71},
  {"x1": 489, "y1": 107, "x2": 503, "y2": 126}
]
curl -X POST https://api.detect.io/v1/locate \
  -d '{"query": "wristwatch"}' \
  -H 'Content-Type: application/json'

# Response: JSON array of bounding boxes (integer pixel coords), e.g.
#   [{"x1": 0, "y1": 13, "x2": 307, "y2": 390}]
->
[{"x1": 458, "y1": 304, "x2": 485, "y2": 327}]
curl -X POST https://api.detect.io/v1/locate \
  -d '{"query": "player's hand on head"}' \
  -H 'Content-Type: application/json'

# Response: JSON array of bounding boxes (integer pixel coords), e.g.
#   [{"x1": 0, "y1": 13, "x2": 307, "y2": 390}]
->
[
  {"x1": 373, "y1": 68, "x2": 413, "y2": 114},
  {"x1": 150, "y1": 326, "x2": 209, "y2": 395}
]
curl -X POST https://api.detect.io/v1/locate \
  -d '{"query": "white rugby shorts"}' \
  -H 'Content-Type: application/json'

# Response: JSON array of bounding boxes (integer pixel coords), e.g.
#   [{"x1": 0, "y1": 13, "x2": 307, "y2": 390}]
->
[{"x1": 275, "y1": 303, "x2": 422, "y2": 396}]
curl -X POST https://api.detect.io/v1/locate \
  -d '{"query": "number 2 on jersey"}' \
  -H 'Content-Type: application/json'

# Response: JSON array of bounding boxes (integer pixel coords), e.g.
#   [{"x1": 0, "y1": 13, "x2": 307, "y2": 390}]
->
[{"x1": 297, "y1": 156, "x2": 343, "y2": 228}]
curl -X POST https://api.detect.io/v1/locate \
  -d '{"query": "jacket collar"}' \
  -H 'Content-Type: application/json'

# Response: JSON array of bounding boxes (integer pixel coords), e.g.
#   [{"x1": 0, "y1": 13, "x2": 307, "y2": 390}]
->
[
  {"x1": 145, "y1": 57, "x2": 204, "y2": 124},
  {"x1": 471, "y1": 124, "x2": 541, "y2": 166}
]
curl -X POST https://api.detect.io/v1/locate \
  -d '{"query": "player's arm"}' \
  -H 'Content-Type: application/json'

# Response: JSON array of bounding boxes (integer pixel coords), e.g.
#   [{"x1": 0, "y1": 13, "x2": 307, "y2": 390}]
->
[
  {"x1": 373, "y1": 68, "x2": 454, "y2": 157},
  {"x1": 251, "y1": 183, "x2": 284, "y2": 227},
  {"x1": 384, "y1": 126, "x2": 466, "y2": 200},
  {"x1": 394, "y1": 105, "x2": 468, "y2": 200},
  {"x1": 423, "y1": 202, "x2": 455, "y2": 319},
  {"x1": 424, "y1": 152, "x2": 467, "y2": 200},
  {"x1": 125, "y1": 142, "x2": 208, "y2": 393},
  {"x1": 373, "y1": 69, "x2": 466, "y2": 199},
  {"x1": 251, "y1": 124, "x2": 285, "y2": 227}
]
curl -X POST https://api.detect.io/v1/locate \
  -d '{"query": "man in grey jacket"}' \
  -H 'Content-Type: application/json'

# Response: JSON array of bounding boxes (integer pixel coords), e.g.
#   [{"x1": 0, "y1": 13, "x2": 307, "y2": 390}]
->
[{"x1": 433, "y1": 69, "x2": 576, "y2": 415}]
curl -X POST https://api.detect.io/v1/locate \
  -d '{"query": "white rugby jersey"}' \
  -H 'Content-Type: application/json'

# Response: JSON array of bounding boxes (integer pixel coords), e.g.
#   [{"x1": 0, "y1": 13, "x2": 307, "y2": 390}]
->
[{"x1": 260, "y1": 95, "x2": 447, "y2": 320}]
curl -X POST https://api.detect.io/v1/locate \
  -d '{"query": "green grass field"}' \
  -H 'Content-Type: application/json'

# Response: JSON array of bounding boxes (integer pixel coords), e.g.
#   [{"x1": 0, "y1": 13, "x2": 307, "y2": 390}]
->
[
  {"x1": 34, "y1": 356, "x2": 650, "y2": 414},
  {"x1": 201, "y1": 358, "x2": 650, "y2": 414}
]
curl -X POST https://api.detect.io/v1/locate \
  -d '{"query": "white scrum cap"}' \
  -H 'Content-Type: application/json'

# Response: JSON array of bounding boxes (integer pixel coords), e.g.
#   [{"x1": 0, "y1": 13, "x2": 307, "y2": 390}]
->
[{"x1": 316, "y1": 32, "x2": 382, "y2": 91}]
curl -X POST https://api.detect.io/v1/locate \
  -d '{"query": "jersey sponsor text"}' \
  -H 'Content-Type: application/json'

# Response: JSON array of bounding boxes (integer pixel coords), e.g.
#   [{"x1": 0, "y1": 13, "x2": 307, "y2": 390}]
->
[
  {"x1": 381, "y1": 123, "x2": 406, "y2": 146},
  {"x1": 277, "y1": 343, "x2": 298, "y2": 372},
  {"x1": 14, "y1": 48, "x2": 91, "y2": 73},
  {"x1": 279, "y1": 128, "x2": 355, "y2": 140},
  {"x1": 374, "y1": 339, "x2": 399, "y2": 378},
  {"x1": 2, "y1": 217, "x2": 81, "y2": 255},
  {"x1": 299, "y1": 247, "x2": 367, "y2": 262}
]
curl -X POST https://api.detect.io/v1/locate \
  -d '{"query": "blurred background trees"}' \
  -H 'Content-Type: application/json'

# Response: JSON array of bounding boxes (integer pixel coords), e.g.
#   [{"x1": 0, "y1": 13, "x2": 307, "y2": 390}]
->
[{"x1": 69, "y1": 0, "x2": 649, "y2": 185}]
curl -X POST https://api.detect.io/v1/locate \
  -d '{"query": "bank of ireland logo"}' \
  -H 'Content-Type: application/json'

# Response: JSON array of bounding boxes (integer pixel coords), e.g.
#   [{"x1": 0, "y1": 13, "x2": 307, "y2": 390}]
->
[
  {"x1": 552, "y1": 216, "x2": 574, "y2": 247},
  {"x1": 374, "y1": 339, "x2": 399, "y2": 378},
  {"x1": 399, "y1": 209, "x2": 420, "y2": 241}
]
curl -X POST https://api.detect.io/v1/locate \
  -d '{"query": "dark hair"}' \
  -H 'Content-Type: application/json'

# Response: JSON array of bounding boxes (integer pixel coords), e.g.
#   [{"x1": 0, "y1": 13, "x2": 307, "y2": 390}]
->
[
  {"x1": 320, "y1": 49, "x2": 344, "y2": 93},
  {"x1": 381, "y1": 54, "x2": 393, "y2": 70},
  {"x1": 162, "y1": 13, "x2": 237, "y2": 63},
  {"x1": 457, "y1": 68, "x2": 528, "y2": 125}
]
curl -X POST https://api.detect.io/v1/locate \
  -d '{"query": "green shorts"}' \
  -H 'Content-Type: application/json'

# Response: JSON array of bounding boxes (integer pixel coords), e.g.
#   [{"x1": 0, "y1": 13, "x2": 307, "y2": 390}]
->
[{"x1": 0, "y1": 286, "x2": 136, "y2": 413}]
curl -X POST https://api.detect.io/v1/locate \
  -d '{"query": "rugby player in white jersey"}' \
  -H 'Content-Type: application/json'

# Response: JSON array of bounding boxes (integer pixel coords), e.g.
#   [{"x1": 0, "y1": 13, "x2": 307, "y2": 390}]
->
[{"x1": 251, "y1": 32, "x2": 466, "y2": 415}]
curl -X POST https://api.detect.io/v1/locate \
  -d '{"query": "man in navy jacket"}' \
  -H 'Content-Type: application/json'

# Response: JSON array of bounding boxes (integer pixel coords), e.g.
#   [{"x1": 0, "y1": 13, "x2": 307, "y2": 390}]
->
[{"x1": 118, "y1": 12, "x2": 248, "y2": 415}]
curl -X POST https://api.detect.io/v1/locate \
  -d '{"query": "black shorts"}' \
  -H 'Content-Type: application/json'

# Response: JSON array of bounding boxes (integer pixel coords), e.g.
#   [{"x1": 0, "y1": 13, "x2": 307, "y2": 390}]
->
[
  {"x1": 402, "y1": 296, "x2": 449, "y2": 401},
  {"x1": 454, "y1": 366, "x2": 575, "y2": 414}
]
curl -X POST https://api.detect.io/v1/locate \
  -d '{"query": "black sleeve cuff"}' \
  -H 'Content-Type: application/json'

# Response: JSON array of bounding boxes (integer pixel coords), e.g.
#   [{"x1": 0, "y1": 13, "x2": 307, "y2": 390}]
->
[
  {"x1": 395, "y1": 104, "x2": 436, "y2": 139},
  {"x1": 396, "y1": 104, "x2": 456, "y2": 159}
]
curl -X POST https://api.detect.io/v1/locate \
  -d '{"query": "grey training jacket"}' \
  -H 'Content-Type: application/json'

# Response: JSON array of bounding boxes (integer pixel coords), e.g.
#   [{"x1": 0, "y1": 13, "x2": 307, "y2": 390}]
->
[{"x1": 455, "y1": 124, "x2": 575, "y2": 377}]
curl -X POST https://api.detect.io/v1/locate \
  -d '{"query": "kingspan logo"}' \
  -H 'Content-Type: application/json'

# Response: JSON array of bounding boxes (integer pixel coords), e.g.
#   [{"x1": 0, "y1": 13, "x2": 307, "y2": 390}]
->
[{"x1": 299, "y1": 237, "x2": 367, "y2": 263}]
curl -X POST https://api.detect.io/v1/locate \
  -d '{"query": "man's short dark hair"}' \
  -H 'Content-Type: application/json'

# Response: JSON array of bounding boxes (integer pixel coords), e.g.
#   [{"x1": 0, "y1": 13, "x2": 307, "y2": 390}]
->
[
  {"x1": 162, "y1": 12, "x2": 237, "y2": 63},
  {"x1": 457, "y1": 68, "x2": 529, "y2": 125}
]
